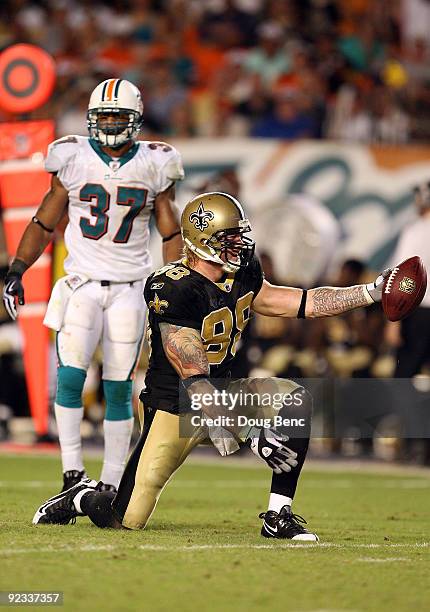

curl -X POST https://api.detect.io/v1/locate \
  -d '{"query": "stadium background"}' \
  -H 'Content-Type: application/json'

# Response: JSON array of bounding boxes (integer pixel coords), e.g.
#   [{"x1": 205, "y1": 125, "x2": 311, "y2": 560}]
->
[
  {"x1": 0, "y1": 4, "x2": 429, "y2": 612},
  {"x1": 1, "y1": 0, "x2": 430, "y2": 464}
]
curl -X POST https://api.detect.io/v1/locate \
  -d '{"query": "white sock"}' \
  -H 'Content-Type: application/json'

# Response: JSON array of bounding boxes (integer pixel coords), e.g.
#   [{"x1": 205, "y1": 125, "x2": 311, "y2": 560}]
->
[
  {"x1": 73, "y1": 480, "x2": 98, "y2": 514},
  {"x1": 54, "y1": 403, "x2": 84, "y2": 473},
  {"x1": 268, "y1": 493, "x2": 293, "y2": 514},
  {"x1": 100, "y1": 418, "x2": 134, "y2": 488}
]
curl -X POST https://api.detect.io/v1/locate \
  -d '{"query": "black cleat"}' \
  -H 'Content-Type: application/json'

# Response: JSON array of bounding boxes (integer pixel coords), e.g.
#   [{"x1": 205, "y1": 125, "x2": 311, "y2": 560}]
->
[
  {"x1": 61, "y1": 470, "x2": 87, "y2": 492},
  {"x1": 32, "y1": 479, "x2": 98, "y2": 525},
  {"x1": 259, "y1": 505, "x2": 319, "y2": 541}
]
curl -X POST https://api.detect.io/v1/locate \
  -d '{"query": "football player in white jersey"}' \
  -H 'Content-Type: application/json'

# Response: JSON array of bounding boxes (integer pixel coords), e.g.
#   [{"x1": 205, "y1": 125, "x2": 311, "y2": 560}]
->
[{"x1": 2, "y1": 78, "x2": 185, "y2": 493}]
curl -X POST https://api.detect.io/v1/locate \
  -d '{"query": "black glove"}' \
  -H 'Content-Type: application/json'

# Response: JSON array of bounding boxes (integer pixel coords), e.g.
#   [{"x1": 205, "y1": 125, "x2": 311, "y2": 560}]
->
[
  {"x1": 3, "y1": 261, "x2": 27, "y2": 320},
  {"x1": 245, "y1": 427, "x2": 298, "y2": 474}
]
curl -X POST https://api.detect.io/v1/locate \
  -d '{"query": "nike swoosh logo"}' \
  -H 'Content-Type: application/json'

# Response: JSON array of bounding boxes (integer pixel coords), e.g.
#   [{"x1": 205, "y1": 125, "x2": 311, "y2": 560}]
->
[
  {"x1": 37, "y1": 497, "x2": 59, "y2": 515},
  {"x1": 263, "y1": 522, "x2": 278, "y2": 535}
]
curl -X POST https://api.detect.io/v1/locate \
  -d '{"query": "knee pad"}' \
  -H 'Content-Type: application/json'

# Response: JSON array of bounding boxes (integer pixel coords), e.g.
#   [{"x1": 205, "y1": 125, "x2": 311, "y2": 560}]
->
[
  {"x1": 103, "y1": 380, "x2": 133, "y2": 421},
  {"x1": 56, "y1": 366, "x2": 86, "y2": 408}
]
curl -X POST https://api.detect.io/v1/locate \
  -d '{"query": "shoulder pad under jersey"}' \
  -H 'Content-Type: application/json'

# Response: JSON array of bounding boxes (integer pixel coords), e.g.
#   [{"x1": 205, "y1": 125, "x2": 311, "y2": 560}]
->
[
  {"x1": 142, "y1": 141, "x2": 185, "y2": 190},
  {"x1": 45, "y1": 135, "x2": 84, "y2": 173}
]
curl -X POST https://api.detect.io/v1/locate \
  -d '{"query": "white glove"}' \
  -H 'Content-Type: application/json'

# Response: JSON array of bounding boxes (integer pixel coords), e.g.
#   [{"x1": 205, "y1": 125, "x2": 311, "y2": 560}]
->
[
  {"x1": 365, "y1": 268, "x2": 392, "y2": 303},
  {"x1": 245, "y1": 427, "x2": 298, "y2": 474}
]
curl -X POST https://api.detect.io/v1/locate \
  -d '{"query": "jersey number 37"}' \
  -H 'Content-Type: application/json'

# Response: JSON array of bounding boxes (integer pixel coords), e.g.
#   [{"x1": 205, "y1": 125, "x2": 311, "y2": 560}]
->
[{"x1": 79, "y1": 183, "x2": 147, "y2": 243}]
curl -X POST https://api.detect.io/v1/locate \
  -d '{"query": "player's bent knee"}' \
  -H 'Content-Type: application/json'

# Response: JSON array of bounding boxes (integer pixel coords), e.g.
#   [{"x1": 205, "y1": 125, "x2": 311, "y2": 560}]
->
[
  {"x1": 103, "y1": 380, "x2": 133, "y2": 420},
  {"x1": 121, "y1": 487, "x2": 159, "y2": 530},
  {"x1": 277, "y1": 386, "x2": 313, "y2": 439},
  {"x1": 56, "y1": 366, "x2": 86, "y2": 408}
]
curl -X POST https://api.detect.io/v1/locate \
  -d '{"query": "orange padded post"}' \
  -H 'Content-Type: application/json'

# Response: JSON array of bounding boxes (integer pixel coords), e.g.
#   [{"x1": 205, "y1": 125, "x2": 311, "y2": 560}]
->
[
  {"x1": 0, "y1": 119, "x2": 55, "y2": 438},
  {"x1": 18, "y1": 307, "x2": 51, "y2": 436}
]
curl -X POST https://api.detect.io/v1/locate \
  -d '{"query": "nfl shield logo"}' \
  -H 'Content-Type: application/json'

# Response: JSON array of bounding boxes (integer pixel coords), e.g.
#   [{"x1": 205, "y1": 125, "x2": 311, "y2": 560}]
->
[
  {"x1": 399, "y1": 276, "x2": 416, "y2": 294},
  {"x1": 109, "y1": 160, "x2": 121, "y2": 171}
]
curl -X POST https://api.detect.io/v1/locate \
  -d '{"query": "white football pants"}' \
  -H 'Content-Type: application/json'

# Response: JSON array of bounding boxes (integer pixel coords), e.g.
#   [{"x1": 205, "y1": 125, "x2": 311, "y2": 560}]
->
[{"x1": 56, "y1": 280, "x2": 146, "y2": 381}]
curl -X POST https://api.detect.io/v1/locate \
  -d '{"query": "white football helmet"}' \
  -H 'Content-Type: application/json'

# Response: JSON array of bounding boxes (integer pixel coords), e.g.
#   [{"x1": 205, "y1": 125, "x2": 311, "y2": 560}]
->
[{"x1": 87, "y1": 78, "x2": 143, "y2": 147}]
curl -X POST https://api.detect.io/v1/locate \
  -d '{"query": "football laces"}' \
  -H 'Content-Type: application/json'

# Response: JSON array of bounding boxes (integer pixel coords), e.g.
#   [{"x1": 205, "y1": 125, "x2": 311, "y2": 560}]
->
[{"x1": 384, "y1": 267, "x2": 399, "y2": 294}]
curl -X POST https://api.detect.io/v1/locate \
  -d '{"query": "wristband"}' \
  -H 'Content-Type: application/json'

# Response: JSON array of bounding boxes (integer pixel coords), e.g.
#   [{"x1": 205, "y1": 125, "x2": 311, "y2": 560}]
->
[
  {"x1": 297, "y1": 289, "x2": 307, "y2": 319},
  {"x1": 182, "y1": 374, "x2": 210, "y2": 390},
  {"x1": 363, "y1": 284, "x2": 375, "y2": 304},
  {"x1": 8, "y1": 258, "x2": 29, "y2": 278}
]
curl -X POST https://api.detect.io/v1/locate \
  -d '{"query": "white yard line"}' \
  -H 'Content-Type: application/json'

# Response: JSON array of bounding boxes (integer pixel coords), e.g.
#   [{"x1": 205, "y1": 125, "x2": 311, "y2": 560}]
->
[
  {"x1": 356, "y1": 557, "x2": 410, "y2": 563},
  {"x1": 0, "y1": 542, "x2": 428, "y2": 556}
]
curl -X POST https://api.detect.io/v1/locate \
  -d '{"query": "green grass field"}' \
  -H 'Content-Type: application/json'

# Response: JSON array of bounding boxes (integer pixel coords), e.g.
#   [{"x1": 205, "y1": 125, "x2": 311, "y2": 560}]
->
[{"x1": 0, "y1": 454, "x2": 429, "y2": 612}]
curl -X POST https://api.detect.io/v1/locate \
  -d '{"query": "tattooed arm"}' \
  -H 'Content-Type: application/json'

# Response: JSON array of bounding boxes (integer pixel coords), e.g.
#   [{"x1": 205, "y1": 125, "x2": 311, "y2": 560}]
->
[
  {"x1": 159, "y1": 322, "x2": 238, "y2": 426},
  {"x1": 159, "y1": 323, "x2": 209, "y2": 378},
  {"x1": 306, "y1": 285, "x2": 373, "y2": 317},
  {"x1": 252, "y1": 276, "x2": 386, "y2": 319}
]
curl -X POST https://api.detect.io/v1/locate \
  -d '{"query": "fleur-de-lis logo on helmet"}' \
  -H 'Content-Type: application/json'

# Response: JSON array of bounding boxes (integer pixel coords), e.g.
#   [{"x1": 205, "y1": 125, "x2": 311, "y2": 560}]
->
[{"x1": 189, "y1": 202, "x2": 214, "y2": 232}]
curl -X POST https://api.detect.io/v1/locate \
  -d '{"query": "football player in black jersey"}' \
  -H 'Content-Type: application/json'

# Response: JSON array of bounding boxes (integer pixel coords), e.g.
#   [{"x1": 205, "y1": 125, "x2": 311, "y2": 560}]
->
[{"x1": 33, "y1": 192, "x2": 389, "y2": 540}]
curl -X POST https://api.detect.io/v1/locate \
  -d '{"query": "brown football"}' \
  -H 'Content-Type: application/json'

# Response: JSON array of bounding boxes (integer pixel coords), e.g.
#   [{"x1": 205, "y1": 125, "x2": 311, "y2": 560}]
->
[{"x1": 382, "y1": 256, "x2": 427, "y2": 322}]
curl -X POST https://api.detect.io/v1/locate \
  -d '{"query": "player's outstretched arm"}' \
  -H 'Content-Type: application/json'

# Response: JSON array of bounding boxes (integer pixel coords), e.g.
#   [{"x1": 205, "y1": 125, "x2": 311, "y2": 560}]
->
[
  {"x1": 154, "y1": 184, "x2": 183, "y2": 264},
  {"x1": 2, "y1": 175, "x2": 68, "y2": 320},
  {"x1": 252, "y1": 273, "x2": 388, "y2": 319}
]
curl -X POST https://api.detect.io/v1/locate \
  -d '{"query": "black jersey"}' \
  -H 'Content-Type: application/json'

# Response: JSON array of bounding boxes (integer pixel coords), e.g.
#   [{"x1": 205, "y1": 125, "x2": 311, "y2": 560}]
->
[{"x1": 141, "y1": 255, "x2": 264, "y2": 412}]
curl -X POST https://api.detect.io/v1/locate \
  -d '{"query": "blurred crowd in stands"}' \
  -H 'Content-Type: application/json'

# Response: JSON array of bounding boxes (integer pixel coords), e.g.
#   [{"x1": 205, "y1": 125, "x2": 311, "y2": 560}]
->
[{"x1": 1, "y1": 0, "x2": 430, "y2": 142}]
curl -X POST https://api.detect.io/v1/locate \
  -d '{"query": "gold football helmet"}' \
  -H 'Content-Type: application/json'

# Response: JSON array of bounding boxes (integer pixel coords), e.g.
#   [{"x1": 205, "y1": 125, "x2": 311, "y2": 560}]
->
[{"x1": 181, "y1": 192, "x2": 255, "y2": 272}]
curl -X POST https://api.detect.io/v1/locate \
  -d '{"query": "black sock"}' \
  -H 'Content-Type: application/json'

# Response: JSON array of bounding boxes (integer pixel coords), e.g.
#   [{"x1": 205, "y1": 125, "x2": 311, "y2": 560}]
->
[
  {"x1": 80, "y1": 491, "x2": 120, "y2": 528},
  {"x1": 270, "y1": 436, "x2": 309, "y2": 499}
]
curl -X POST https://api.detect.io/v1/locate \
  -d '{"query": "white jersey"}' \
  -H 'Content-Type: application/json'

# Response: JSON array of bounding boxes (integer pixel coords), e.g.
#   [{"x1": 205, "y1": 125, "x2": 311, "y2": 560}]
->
[{"x1": 45, "y1": 136, "x2": 184, "y2": 281}]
